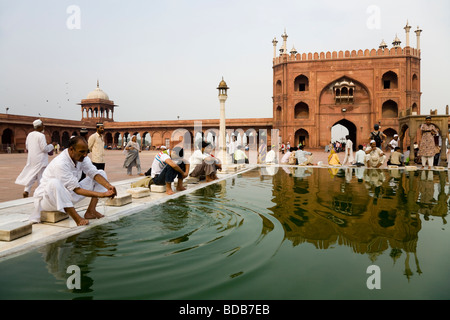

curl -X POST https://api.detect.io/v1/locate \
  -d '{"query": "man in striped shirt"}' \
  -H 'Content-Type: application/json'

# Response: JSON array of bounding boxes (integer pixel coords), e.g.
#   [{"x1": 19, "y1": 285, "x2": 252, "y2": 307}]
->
[{"x1": 151, "y1": 146, "x2": 190, "y2": 195}]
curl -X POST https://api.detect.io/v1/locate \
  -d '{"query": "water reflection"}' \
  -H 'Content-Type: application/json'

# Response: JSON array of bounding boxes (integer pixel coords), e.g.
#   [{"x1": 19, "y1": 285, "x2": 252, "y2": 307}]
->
[
  {"x1": 38, "y1": 224, "x2": 119, "y2": 298},
  {"x1": 265, "y1": 167, "x2": 449, "y2": 281}
]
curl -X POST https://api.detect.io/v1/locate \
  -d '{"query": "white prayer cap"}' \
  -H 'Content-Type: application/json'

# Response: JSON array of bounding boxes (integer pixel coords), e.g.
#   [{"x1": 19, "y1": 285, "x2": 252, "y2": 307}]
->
[
  {"x1": 33, "y1": 119, "x2": 43, "y2": 128},
  {"x1": 161, "y1": 146, "x2": 167, "y2": 149},
  {"x1": 370, "y1": 140, "x2": 376, "y2": 144},
  {"x1": 394, "y1": 134, "x2": 399, "y2": 137}
]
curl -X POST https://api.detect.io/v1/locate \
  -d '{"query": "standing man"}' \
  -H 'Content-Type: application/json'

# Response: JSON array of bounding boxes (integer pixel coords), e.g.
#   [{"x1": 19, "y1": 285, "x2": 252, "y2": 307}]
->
[
  {"x1": 388, "y1": 134, "x2": 399, "y2": 153},
  {"x1": 29, "y1": 136, "x2": 117, "y2": 226},
  {"x1": 88, "y1": 123, "x2": 105, "y2": 170},
  {"x1": 15, "y1": 119, "x2": 55, "y2": 198},
  {"x1": 342, "y1": 135, "x2": 354, "y2": 166},
  {"x1": 369, "y1": 124, "x2": 387, "y2": 149}
]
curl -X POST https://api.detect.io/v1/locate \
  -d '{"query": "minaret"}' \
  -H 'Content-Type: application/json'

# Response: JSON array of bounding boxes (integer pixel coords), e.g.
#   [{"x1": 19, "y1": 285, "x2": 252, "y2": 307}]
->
[
  {"x1": 281, "y1": 29, "x2": 288, "y2": 55},
  {"x1": 272, "y1": 37, "x2": 278, "y2": 58},
  {"x1": 415, "y1": 26, "x2": 423, "y2": 50},
  {"x1": 379, "y1": 39, "x2": 388, "y2": 50},
  {"x1": 217, "y1": 77, "x2": 230, "y2": 165},
  {"x1": 392, "y1": 34, "x2": 401, "y2": 47},
  {"x1": 404, "y1": 20, "x2": 412, "y2": 47},
  {"x1": 290, "y1": 45, "x2": 297, "y2": 55}
]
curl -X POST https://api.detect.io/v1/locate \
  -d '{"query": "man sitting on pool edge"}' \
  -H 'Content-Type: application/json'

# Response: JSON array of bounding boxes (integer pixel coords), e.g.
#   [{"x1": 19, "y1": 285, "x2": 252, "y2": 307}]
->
[
  {"x1": 29, "y1": 136, "x2": 117, "y2": 226},
  {"x1": 151, "y1": 146, "x2": 190, "y2": 195}
]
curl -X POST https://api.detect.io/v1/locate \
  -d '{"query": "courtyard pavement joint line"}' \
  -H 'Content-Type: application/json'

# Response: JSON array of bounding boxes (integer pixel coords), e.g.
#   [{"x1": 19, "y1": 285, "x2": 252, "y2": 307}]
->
[{"x1": 0, "y1": 165, "x2": 256, "y2": 262}]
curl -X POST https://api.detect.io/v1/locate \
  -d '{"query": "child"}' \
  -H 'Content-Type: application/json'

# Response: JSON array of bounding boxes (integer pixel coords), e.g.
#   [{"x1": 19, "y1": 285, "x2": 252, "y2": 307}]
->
[{"x1": 354, "y1": 145, "x2": 366, "y2": 167}]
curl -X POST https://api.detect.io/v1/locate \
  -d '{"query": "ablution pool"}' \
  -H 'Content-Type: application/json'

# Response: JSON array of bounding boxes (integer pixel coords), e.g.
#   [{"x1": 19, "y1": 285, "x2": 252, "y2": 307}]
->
[{"x1": 1, "y1": 166, "x2": 449, "y2": 300}]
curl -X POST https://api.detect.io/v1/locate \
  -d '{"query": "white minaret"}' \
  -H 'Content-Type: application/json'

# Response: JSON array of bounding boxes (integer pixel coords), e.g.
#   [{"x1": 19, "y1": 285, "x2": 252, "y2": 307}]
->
[
  {"x1": 392, "y1": 34, "x2": 402, "y2": 47},
  {"x1": 290, "y1": 45, "x2": 297, "y2": 55},
  {"x1": 415, "y1": 26, "x2": 423, "y2": 50},
  {"x1": 217, "y1": 77, "x2": 229, "y2": 165},
  {"x1": 272, "y1": 37, "x2": 278, "y2": 58},
  {"x1": 379, "y1": 39, "x2": 388, "y2": 50},
  {"x1": 404, "y1": 20, "x2": 412, "y2": 47},
  {"x1": 281, "y1": 29, "x2": 288, "y2": 55}
]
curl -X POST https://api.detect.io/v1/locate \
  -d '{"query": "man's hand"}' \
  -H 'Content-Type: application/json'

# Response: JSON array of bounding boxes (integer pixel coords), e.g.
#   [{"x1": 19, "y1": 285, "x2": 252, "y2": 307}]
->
[{"x1": 106, "y1": 185, "x2": 117, "y2": 198}]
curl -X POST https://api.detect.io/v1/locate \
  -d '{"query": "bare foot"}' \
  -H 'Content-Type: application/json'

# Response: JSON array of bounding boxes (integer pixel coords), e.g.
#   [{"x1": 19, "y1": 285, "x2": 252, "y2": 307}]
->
[
  {"x1": 166, "y1": 188, "x2": 175, "y2": 195},
  {"x1": 23, "y1": 191, "x2": 29, "y2": 198},
  {"x1": 84, "y1": 210, "x2": 105, "y2": 219},
  {"x1": 76, "y1": 218, "x2": 90, "y2": 226},
  {"x1": 176, "y1": 186, "x2": 186, "y2": 191}
]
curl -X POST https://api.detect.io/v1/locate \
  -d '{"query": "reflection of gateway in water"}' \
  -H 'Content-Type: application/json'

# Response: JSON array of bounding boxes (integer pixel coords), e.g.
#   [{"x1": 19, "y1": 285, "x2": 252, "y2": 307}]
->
[{"x1": 269, "y1": 168, "x2": 449, "y2": 279}]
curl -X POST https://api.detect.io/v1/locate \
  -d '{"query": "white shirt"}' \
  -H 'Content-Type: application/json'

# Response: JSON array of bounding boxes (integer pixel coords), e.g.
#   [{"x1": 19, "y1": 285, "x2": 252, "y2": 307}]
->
[
  {"x1": 15, "y1": 131, "x2": 54, "y2": 186},
  {"x1": 234, "y1": 149, "x2": 247, "y2": 161},
  {"x1": 88, "y1": 132, "x2": 105, "y2": 163},
  {"x1": 35, "y1": 149, "x2": 100, "y2": 196},
  {"x1": 189, "y1": 149, "x2": 206, "y2": 166},
  {"x1": 389, "y1": 139, "x2": 398, "y2": 152},
  {"x1": 266, "y1": 150, "x2": 277, "y2": 164},
  {"x1": 281, "y1": 151, "x2": 292, "y2": 164},
  {"x1": 354, "y1": 150, "x2": 366, "y2": 164},
  {"x1": 151, "y1": 151, "x2": 171, "y2": 178},
  {"x1": 228, "y1": 140, "x2": 239, "y2": 155}
]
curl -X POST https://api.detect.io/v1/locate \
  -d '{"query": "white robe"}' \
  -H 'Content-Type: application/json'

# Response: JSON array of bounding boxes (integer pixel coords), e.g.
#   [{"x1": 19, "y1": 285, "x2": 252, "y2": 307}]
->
[
  {"x1": 15, "y1": 131, "x2": 54, "y2": 192},
  {"x1": 29, "y1": 149, "x2": 107, "y2": 223},
  {"x1": 266, "y1": 150, "x2": 277, "y2": 164},
  {"x1": 342, "y1": 139, "x2": 354, "y2": 165}
]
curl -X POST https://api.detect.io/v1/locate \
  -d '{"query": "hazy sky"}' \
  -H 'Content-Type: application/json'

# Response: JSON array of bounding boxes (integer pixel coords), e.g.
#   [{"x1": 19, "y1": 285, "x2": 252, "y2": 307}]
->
[{"x1": 1, "y1": 0, "x2": 449, "y2": 122}]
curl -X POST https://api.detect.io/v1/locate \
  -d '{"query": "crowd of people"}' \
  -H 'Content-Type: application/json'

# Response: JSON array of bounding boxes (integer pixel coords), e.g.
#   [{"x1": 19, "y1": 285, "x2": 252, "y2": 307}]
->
[{"x1": 12, "y1": 117, "x2": 449, "y2": 226}]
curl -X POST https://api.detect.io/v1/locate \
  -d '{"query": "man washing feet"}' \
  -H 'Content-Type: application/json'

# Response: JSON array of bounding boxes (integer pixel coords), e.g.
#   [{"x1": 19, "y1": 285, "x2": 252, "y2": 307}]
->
[{"x1": 29, "y1": 136, "x2": 117, "y2": 226}]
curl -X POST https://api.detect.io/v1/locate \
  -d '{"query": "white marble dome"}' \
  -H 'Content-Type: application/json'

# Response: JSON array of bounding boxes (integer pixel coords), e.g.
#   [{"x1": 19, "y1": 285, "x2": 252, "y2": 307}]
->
[{"x1": 87, "y1": 81, "x2": 110, "y2": 100}]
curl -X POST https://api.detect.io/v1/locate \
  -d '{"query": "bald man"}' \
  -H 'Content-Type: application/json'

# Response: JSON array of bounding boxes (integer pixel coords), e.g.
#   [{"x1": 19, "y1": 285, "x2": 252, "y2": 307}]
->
[{"x1": 29, "y1": 136, "x2": 117, "y2": 226}]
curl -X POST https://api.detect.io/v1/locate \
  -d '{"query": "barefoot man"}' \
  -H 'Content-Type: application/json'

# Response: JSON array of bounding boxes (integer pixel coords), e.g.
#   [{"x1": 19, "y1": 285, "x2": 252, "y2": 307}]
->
[
  {"x1": 151, "y1": 146, "x2": 190, "y2": 195},
  {"x1": 29, "y1": 136, "x2": 117, "y2": 226}
]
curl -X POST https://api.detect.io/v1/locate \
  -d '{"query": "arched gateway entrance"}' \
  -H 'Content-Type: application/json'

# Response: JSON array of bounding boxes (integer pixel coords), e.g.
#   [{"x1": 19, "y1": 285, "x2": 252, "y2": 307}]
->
[{"x1": 332, "y1": 119, "x2": 357, "y2": 151}]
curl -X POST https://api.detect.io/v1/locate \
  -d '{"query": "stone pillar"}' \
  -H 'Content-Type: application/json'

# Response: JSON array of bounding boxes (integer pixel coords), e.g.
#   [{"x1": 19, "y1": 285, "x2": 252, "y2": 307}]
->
[
  {"x1": 272, "y1": 37, "x2": 278, "y2": 58},
  {"x1": 415, "y1": 26, "x2": 423, "y2": 50},
  {"x1": 404, "y1": 21, "x2": 411, "y2": 47},
  {"x1": 217, "y1": 78, "x2": 229, "y2": 165},
  {"x1": 281, "y1": 29, "x2": 288, "y2": 55}
]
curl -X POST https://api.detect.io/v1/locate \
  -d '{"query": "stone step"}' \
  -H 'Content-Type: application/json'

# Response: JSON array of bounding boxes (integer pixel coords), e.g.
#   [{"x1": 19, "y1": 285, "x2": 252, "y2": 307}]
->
[
  {"x1": 105, "y1": 194, "x2": 132, "y2": 206},
  {"x1": 126, "y1": 187, "x2": 151, "y2": 198},
  {"x1": 0, "y1": 221, "x2": 33, "y2": 241},
  {"x1": 41, "y1": 211, "x2": 69, "y2": 223},
  {"x1": 150, "y1": 184, "x2": 166, "y2": 193}
]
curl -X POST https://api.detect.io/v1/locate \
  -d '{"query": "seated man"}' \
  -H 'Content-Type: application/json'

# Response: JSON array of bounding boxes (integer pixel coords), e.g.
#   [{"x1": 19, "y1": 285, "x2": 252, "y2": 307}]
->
[
  {"x1": 388, "y1": 147, "x2": 404, "y2": 166},
  {"x1": 29, "y1": 136, "x2": 117, "y2": 226},
  {"x1": 280, "y1": 147, "x2": 292, "y2": 164},
  {"x1": 233, "y1": 145, "x2": 249, "y2": 164},
  {"x1": 295, "y1": 145, "x2": 313, "y2": 165},
  {"x1": 151, "y1": 146, "x2": 190, "y2": 195},
  {"x1": 365, "y1": 140, "x2": 386, "y2": 168},
  {"x1": 189, "y1": 141, "x2": 222, "y2": 182},
  {"x1": 265, "y1": 145, "x2": 278, "y2": 164},
  {"x1": 354, "y1": 145, "x2": 366, "y2": 167}
]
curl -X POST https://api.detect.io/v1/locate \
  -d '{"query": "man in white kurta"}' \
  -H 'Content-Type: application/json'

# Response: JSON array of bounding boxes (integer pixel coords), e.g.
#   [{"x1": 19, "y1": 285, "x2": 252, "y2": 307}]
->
[
  {"x1": 29, "y1": 136, "x2": 117, "y2": 226},
  {"x1": 88, "y1": 123, "x2": 105, "y2": 170},
  {"x1": 15, "y1": 119, "x2": 55, "y2": 198},
  {"x1": 342, "y1": 136, "x2": 354, "y2": 166},
  {"x1": 365, "y1": 140, "x2": 386, "y2": 168}
]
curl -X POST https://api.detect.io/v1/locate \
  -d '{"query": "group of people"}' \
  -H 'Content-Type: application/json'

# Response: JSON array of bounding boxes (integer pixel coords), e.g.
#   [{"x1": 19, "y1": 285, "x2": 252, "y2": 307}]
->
[
  {"x1": 326, "y1": 118, "x2": 444, "y2": 169},
  {"x1": 12, "y1": 116, "x2": 447, "y2": 227},
  {"x1": 14, "y1": 119, "x2": 226, "y2": 226},
  {"x1": 15, "y1": 120, "x2": 117, "y2": 226}
]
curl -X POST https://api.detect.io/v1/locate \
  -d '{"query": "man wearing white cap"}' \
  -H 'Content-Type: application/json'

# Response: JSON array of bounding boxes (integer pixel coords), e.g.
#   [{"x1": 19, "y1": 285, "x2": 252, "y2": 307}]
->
[
  {"x1": 388, "y1": 134, "x2": 399, "y2": 153},
  {"x1": 365, "y1": 140, "x2": 386, "y2": 168},
  {"x1": 15, "y1": 119, "x2": 56, "y2": 198}
]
